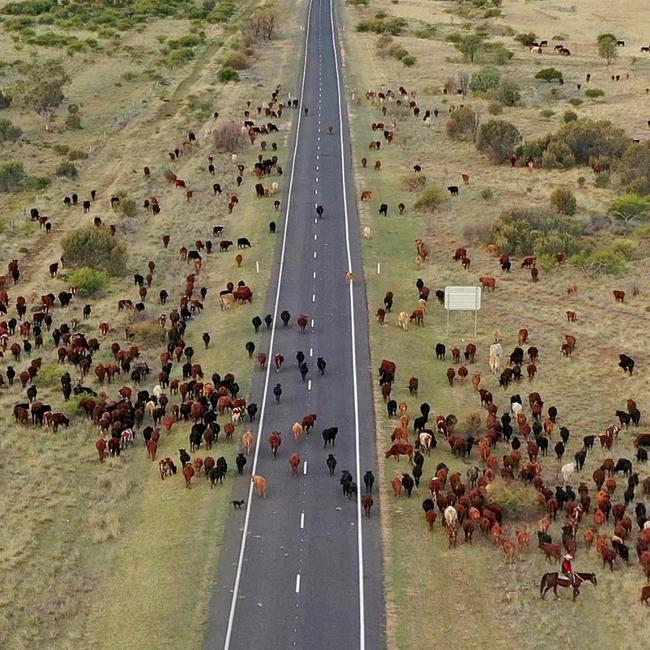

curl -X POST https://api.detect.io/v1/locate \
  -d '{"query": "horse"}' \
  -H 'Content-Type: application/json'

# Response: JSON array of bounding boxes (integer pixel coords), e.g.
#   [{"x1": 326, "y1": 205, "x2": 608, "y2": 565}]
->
[{"x1": 539, "y1": 572, "x2": 597, "y2": 601}]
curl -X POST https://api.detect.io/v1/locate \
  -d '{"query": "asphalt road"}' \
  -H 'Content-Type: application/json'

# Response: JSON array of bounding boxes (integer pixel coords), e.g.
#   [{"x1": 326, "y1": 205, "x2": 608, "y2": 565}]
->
[{"x1": 205, "y1": 0, "x2": 384, "y2": 648}]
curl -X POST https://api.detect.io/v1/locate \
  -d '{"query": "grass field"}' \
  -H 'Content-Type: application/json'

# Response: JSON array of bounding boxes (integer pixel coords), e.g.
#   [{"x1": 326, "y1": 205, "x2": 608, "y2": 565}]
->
[
  {"x1": 0, "y1": 0, "x2": 305, "y2": 647},
  {"x1": 341, "y1": 0, "x2": 650, "y2": 648}
]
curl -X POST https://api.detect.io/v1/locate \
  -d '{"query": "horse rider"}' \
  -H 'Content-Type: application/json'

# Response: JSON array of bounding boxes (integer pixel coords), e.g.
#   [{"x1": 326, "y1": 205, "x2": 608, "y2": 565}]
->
[{"x1": 561, "y1": 553, "x2": 575, "y2": 586}]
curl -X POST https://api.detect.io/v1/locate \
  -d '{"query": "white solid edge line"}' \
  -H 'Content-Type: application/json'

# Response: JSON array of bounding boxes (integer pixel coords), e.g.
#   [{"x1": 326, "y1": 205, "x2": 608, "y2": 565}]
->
[
  {"x1": 329, "y1": 0, "x2": 366, "y2": 648},
  {"x1": 222, "y1": 0, "x2": 313, "y2": 647}
]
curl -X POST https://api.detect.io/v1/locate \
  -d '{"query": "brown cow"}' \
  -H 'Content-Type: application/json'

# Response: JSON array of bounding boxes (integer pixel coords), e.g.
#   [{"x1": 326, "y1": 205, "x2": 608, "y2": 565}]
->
[
  {"x1": 613, "y1": 290, "x2": 625, "y2": 303},
  {"x1": 566, "y1": 311, "x2": 576, "y2": 322},
  {"x1": 385, "y1": 443, "x2": 414, "y2": 464},
  {"x1": 251, "y1": 474, "x2": 267, "y2": 498},
  {"x1": 479, "y1": 276, "x2": 496, "y2": 291},
  {"x1": 360, "y1": 190, "x2": 373, "y2": 201}
]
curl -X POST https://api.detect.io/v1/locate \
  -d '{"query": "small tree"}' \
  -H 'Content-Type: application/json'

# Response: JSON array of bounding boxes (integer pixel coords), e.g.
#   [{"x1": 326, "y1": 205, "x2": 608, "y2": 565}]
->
[
  {"x1": 69, "y1": 267, "x2": 109, "y2": 296},
  {"x1": 0, "y1": 161, "x2": 25, "y2": 192},
  {"x1": 56, "y1": 161, "x2": 77, "y2": 179},
  {"x1": 598, "y1": 34, "x2": 618, "y2": 65},
  {"x1": 608, "y1": 194, "x2": 650, "y2": 225},
  {"x1": 241, "y1": 6, "x2": 278, "y2": 45},
  {"x1": 446, "y1": 106, "x2": 478, "y2": 142},
  {"x1": 570, "y1": 250, "x2": 626, "y2": 277},
  {"x1": 218, "y1": 67, "x2": 240, "y2": 82},
  {"x1": 514, "y1": 32, "x2": 537, "y2": 47},
  {"x1": 214, "y1": 121, "x2": 244, "y2": 153},
  {"x1": 470, "y1": 66, "x2": 501, "y2": 94},
  {"x1": 120, "y1": 198, "x2": 137, "y2": 218},
  {"x1": 476, "y1": 120, "x2": 521, "y2": 163},
  {"x1": 493, "y1": 78, "x2": 520, "y2": 106},
  {"x1": 0, "y1": 118, "x2": 22, "y2": 142},
  {"x1": 12, "y1": 62, "x2": 70, "y2": 130},
  {"x1": 62, "y1": 226, "x2": 128, "y2": 276},
  {"x1": 617, "y1": 141, "x2": 650, "y2": 195},
  {"x1": 455, "y1": 34, "x2": 485, "y2": 63},
  {"x1": 550, "y1": 187, "x2": 577, "y2": 215}
]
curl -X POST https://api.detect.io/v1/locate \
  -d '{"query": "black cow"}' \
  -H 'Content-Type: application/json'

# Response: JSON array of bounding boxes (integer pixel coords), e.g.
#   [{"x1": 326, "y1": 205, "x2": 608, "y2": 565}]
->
[
  {"x1": 378, "y1": 203, "x2": 388, "y2": 216},
  {"x1": 322, "y1": 427, "x2": 338, "y2": 447},
  {"x1": 237, "y1": 237, "x2": 251, "y2": 249},
  {"x1": 269, "y1": 221, "x2": 276, "y2": 233},
  {"x1": 447, "y1": 186, "x2": 459, "y2": 196},
  {"x1": 236, "y1": 453, "x2": 247, "y2": 475},
  {"x1": 614, "y1": 458, "x2": 633, "y2": 477},
  {"x1": 435, "y1": 343, "x2": 446, "y2": 360},
  {"x1": 619, "y1": 354, "x2": 635, "y2": 375}
]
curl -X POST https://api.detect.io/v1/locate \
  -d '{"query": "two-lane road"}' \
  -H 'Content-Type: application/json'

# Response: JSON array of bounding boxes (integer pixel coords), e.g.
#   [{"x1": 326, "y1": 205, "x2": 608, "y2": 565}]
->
[{"x1": 206, "y1": 0, "x2": 384, "y2": 648}]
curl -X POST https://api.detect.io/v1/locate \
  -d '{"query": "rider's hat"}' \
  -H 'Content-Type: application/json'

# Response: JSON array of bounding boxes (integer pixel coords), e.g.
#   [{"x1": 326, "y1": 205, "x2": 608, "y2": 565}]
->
[{"x1": 564, "y1": 553, "x2": 573, "y2": 560}]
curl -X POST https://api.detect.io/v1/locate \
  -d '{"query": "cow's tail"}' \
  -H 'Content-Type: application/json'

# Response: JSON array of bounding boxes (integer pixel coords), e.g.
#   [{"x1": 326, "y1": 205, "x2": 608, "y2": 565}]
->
[{"x1": 539, "y1": 574, "x2": 547, "y2": 597}]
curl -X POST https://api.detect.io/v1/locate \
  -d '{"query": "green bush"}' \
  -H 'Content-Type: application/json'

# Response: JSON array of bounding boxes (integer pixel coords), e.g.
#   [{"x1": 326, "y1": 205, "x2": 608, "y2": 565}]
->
[
  {"x1": 539, "y1": 109, "x2": 555, "y2": 118},
  {"x1": 481, "y1": 188, "x2": 494, "y2": 200},
  {"x1": 482, "y1": 42, "x2": 513, "y2": 65},
  {"x1": 414, "y1": 24, "x2": 437, "y2": 39},
  {"x1": 387, "y1": 44, "x2": 408, "y2": 60},
  {"x1": 486, "y1": 477, "x2": 540, "y2": 518},
  {"x1": 563, "y1": 110, "x2": 578, "y2": 122},
  {"x1": 23, "y1": 175, "x2": 50, "y2": 191},
  {"x1": 56, "y1": 161, "x2": 77, "y2": 178},
  {"x1": 218, "y1": 67, "x2": 240, "y2": 82},
  {"x1": 570, "y1": 250, "x2": 626, "y2": 276},
  {"x1": 454, "y1": 33, "x2": 485, "y2": 63},
  {"x1": 585, "y1": 88, "x2": 605, "y2": 99},
  {"x1": 608, "y1": 193, "x2": 650, "y2": 224},
  {"x1": 401, "y1": 174, "x2": 426, "y2": 192},
  {"x1": 402, "y1": 55, "x2": 416, "y2": 67},
  {"x1": 53, "y1": 144, "x2": 70, "y2": 155},
  {"x1": 550, "y1": 187, "x2": 577, "y2": 215},
  {"x1": 0, "y1": 118, "x2": 22, "y2": 142},
  {"x1": 36, "y1": 362, "x2": 67, "y2": 387},
  {"x1": 491, "y1": 208, "x2": 583, "y2": 256},
  {"x1": 446, "y1": 106, "x2": 478, "y2": 142},
  {"x1": 69, "y1": 266, "x2": 109, "y2": 296},
  {"x1": 491, "y1": 78, "x2": 520, "y2": 106},
  {"x1": 488, "y1": 102, "x2": 503, "y2": 115},
  {"x1": 617, "y1": 141, "x2": 650, "y2": 195},
  {"x1": 541, "y1": 141, "x2": 575, "y2": 169},
  {"x1": 535, "y1": 68, "x2": 563, "y2": 83},
  {"x1": 413, "y1": 185, "x2": 446, "y2": 212},
  {"x1": 61, "y1": 226, "x2": 128, "y2": 276},
  {"x1": 470, "y1": 65, "x2": 501, "y2": 93},
  {"x1": 568, "y1": 98, "x2": 583, "y2": 107},
  {"x1": 594, "y1": 173, "x2": 611, "y2": 188},
  {"x1": 476, "y1": 120, "x2": 521, "y2": 163},
  {"x1": 356, "y1": 16, "x2": 406, "y2": 35},
  {"x1": 514, "y1": 32, "x2": 537, "y2": 47},
  {"x1": 0, "y1": 161, "x2": 25, "y2": 191},
  {"x1": 611, "y1": 239, "x2": 637, "y2": 259},
  {"x1": 120, "y1": 198, "x2": 137, "y2": 218}
]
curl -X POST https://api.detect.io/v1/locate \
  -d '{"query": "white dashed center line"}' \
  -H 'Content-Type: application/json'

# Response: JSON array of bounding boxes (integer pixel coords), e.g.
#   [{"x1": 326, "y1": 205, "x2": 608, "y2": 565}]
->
[
  {"x1": 303, "y1": 461, "x2": 308, "y2": 475},
  {"x1": 295, "y1": 574, "x2": 301, "y2": 594},
  {"x1": 309, "y1": 348, "x2": 313, "y2": 357},
  {"x1": 312, "y1": 271, "x2": 316, "y2": 279},
  {"x1": 300, "y1": 512, "x2": 305, "y2": 529},
  {"x1": 313, "y1": 251, "x2": 317, "y2": 259},
  {"x1": 312, "y1": 293, "x2": 316, "y2": 302},
  {"x1": 310, "y1": 319, "x2": 314, "y2": 327},
  {"x1": 314, "y1": 233, "x2": 318, "y2": 240},
  {"x1": 307, "y1": 379, "x2": 312, "y2": 391}
]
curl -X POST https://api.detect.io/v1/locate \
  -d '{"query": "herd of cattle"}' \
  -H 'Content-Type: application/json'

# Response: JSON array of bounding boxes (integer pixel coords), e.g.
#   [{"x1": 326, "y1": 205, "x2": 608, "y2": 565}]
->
[
  {"x1": 357, "y1": 80, "x2": 650, "y2": 604},
  {"x1": 2, "y1": 85, "x2": 305, "y2": 501}
]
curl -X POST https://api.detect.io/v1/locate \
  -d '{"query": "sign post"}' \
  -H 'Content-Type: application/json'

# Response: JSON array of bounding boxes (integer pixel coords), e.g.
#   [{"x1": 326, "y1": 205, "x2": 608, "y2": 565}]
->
[{"x1": 444, "y1": 286, "x2": 482, "y2": 337}]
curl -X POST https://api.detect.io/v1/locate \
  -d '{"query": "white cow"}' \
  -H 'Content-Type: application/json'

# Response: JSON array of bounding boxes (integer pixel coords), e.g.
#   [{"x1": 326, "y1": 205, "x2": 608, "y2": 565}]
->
[
  {"x1": 561, "y1": 461, "x2": 576, "y2": 485},
  {"x1": 444, "y1": 505, "x2": 458, "y2": 529}
]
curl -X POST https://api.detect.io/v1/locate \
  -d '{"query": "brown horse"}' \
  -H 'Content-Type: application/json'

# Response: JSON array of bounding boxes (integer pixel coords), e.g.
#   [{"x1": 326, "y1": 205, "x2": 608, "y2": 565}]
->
[{"x1": 540, "y1": 572, "x2": 597, "y2": 601}]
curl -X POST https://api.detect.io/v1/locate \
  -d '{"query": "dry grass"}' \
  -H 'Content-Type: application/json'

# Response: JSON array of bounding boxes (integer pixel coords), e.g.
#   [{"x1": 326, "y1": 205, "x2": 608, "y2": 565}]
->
[
  {"x1": 342, "y1": 1, "x2": 650, "y2": 648},
  {"x1": 0, "y1": 0, "x2": 305, "y2": 647}
]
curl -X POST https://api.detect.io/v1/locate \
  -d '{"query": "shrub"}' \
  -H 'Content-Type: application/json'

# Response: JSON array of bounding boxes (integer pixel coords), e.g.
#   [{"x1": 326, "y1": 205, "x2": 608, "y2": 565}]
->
[
  {"x1": 120, "y1": 198, "x2": 137, "y2": 218},
  {"x1": 214, "y1": 121, "x2": 244, "y2": 153},
  {"x1": 446, "y1": 106, "x2": 478, "y2": 142},
  {"x1": 23, "y1": 175, "x2": 50, "y2": 191},
  {"x1": 222, "y1": 50, "x2": 249, "y2": 70},
  {"x1": 491, "y1": 208, "x2": 583, "y2": 256},
  {"x1": 568, "y1": 98, "x2": 583, "y2": 107},
  {"x1": 492, "y1": 78, "x2": 520, "y2": 106},
  {"x1": 617, "y1": 141, "x2": 650, "y2": 195},
  {"x1": 570, "y1": 250, "x2": 626, "y2": 276},
  {"x1": 67, "y1": 149, "x2": 88, "y2": 161},
  {"x1": 68, "y1": 266, "x2": 109, "y2": 296},
  {"x1": 36, "y1": 362, "x2": 66, "y2": 387},
  {"x1": 217, "y1": 67, "x2": 239, "y2": 82},
  {"x1": 541, "y1": 141, "x2": 575, "y2": 169},
  {"x1": 128, "y1": 320, "x2": 166, "y2": 344},
  {"x1": 413, "y1": 185, "x2": 446, "y2": 212},
  {"x1": 0, "y1": 161, "x2": 25, "y2": 191},
  {"x1": 597, "y1": 34, "x2": 617, "y2": 65},
  {"x1": 387, "y1": 45, "x2": 408, "y2": 60},
  {"x1": 61, "y1": 226, "x2": 128, "y2": 276},
  {"x1": 585, "y1": 88, "x2": 605, "y2": 99},
  {"x1": 0, "y1": 90, "x2": 11, "y2": 109},
  {"x1": 65, "y1": 112, "x2": 82, "y2": 129},
  {"x1": 535, "y1": 68, "x2": 563, "y2": 83},
  {"x1": 611, "y1": 239, "x2": 637, "y2": 259},
  {"x1": 414, "y1": 24, "x2": 437, "y2": 39},
  {"x1": 356, "y1": 16, "x2": 406, "y2": 35},
  {"x1": 480, "y1": 188, "x2": 494, "y2": 200},
  {"x1": 53, "y1": 144, "x2": 70, "y2": 155},
  {"x1": 56, "y1": 161, "x2": 77, "y2": 178},
  {"x1": 514, "y1": 32, "x2": 537, "y2": 47},
  {"x1": 476, "y1": 120, "x2": 521, "y2": 163},
  {"x1": 0, "y1": 118, "x2": 22, "y2": 142},
  {"x1": 607, "y1": 193, "x2": 650, "y2": 224},
  {"x1": 454, "y1": 33, "x2": 485, "y2": 63},
  {"x1": 401, "y1": 174, "x2": 426, "y2": 192},
  {"x1": 486, "y1": 477, "x2": 540, "y2": 518},
  {"x1": 594, "y1": 173, "x2": 611, "y2": 188},
  {"x1": 550, "y1": 187, "x2": 577, "y2": 215},
  {"x1": 563, "y1": 110, "x2": 578, "y2": 123},
  {"x1": 470, "y1": 65, "x2": 501, "y2": 93},
  {"x1": 539, "y1": 109, "x2": 555, "y2": 118},
  {"x1": 402, "y1": 55, "x2": 416, "y2": 67},
  {"x1": 577, "y1": 176, "x2": 585, "y2": 187},
  {"x1": 488, "y1": 102, "x2": 502, "y2": 115}
]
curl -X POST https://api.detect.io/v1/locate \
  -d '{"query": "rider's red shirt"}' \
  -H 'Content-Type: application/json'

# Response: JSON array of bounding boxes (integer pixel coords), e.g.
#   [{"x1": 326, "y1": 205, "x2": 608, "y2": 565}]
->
[{"x1": 561, "y1": 559, "x2": 573, "y2": 573}]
